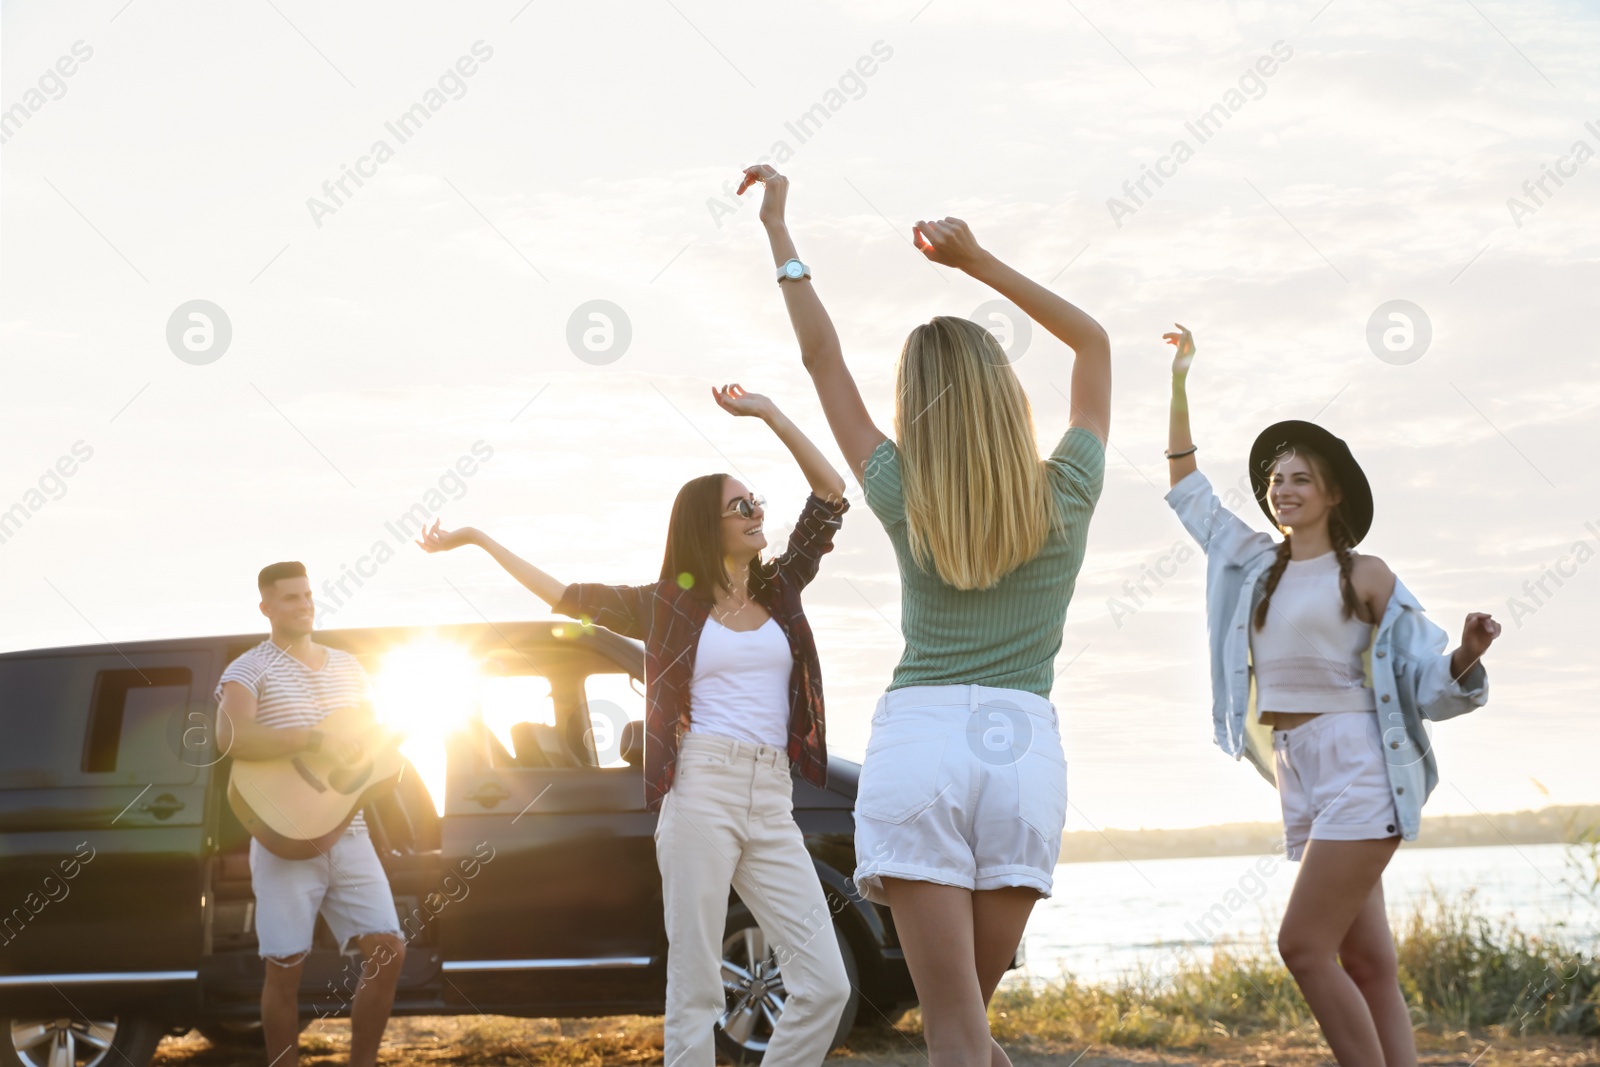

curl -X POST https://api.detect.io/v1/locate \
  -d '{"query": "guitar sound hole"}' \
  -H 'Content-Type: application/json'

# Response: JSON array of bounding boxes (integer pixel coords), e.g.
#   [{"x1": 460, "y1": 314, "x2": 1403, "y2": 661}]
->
[{"x1": 328, "y1": 763, "x2": 374, "y2": 795}]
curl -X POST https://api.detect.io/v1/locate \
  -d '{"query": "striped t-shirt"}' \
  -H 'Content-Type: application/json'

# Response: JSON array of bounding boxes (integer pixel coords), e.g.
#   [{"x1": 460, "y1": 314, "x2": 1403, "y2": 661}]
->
[
  {"x1": 862, "y1": 426, "x2": 1106, "y2": 697},
  {"x1": 216, "y1": 640, "x2": 374, "y2": 832}
]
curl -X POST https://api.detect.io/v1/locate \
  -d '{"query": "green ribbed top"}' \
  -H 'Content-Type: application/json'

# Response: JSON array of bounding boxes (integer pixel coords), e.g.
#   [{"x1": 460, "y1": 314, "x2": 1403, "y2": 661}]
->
[{"x1": 862, "y1": 427, "x2": 1105, "y2": 697}]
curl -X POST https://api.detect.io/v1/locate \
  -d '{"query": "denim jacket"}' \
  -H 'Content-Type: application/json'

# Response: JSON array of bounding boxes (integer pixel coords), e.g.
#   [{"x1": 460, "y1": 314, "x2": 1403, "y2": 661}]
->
[{"x1": 1164, "y1": 470, "x2": 1489, "y2": 840}]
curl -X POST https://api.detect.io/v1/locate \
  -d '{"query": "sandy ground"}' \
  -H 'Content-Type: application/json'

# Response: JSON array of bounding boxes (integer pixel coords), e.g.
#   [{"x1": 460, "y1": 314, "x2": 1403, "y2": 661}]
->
[{"x1": 154, "y1": 1014, "x2": 1600, "y2": 1067}]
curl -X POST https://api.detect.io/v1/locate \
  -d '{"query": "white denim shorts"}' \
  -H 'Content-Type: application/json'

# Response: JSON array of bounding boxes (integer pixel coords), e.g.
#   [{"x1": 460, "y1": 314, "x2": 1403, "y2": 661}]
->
[
  {"x1": 1274, "y1": 711, "x2": 1401, "y2": 861},
  {"x1": 249, "y1": 830, "x2": 401, "y2": 960},
  {"x1": 852, "y1": 684, "x2": 1066, "y2": 905}
]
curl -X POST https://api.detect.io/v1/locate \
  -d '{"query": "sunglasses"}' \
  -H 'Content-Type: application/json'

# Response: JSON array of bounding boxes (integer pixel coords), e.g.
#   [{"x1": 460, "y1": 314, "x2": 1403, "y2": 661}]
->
[{"x1": 723, "y1": 495, "x2": 766, "y2": 520}]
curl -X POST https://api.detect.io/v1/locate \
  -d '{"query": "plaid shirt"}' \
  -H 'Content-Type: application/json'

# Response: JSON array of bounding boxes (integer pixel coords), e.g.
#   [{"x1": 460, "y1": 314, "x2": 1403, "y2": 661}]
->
[{"x1": 553, "y1": 493, "x2": 848, "y2": 812}]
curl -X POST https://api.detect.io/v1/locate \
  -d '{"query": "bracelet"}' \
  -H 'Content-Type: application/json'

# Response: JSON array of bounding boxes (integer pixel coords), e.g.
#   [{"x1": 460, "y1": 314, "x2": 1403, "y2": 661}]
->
[{"x1": 1165, "y1": 445, "x2": 1198, "y2": 460}]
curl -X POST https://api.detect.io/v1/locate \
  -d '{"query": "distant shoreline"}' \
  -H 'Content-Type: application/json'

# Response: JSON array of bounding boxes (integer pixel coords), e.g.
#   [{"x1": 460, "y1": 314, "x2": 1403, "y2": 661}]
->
[{"x1": 1059, "y1": 803, "x2": 1600, "y2": 863}]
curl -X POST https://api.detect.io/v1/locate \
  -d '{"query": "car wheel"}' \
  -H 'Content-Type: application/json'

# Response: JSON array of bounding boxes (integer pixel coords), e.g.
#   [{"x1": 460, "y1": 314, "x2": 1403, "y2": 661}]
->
[
  {"x1": 713, "y1": 902, "x2": 860, "y2": 1065},
  {"x1": 4, "y1": 1017, "x2": 165, "y2": 1067}
]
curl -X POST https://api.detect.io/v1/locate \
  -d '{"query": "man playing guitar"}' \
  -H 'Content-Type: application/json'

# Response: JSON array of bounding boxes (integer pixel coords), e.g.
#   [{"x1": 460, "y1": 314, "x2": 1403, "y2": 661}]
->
[{"x1": 215, "y1": 561, "x2": 405, "y2": 1067}]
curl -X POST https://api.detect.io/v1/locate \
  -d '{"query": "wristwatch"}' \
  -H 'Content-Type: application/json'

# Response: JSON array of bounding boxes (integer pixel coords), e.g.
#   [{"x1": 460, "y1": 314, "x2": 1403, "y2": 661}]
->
[{"x1": 776, "y1": 258, "x2": 811, "y2": 284}]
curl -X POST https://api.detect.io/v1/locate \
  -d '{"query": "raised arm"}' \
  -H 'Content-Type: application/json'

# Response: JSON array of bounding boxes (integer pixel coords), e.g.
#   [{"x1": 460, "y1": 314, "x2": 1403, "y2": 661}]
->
[
  {"x1": 712, "y1": 383, "x2": 846, "y2": 502},
  {"x1": 1164, "y1": 323, "x2": 1198, "y2": 487},
  {"x1": 417, "y1": 521, "x2": 569, "y2": 606},
  {"x1": 1160, "y1": 324, "x2": 1277, "y2": 565},
  {"x1": 914, "y1": 218, "x2": 1112, "y2": 443},
  {"x1": 738, "y1": 164, "x2": 887, "y2": 482}
]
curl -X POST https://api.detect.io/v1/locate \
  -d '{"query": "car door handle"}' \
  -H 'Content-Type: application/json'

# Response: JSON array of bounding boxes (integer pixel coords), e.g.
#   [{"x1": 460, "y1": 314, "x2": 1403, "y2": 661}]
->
[
  {"x1": 465, "y1": 781, "x2": 510, "y2": 808},
  {"x1": 141, "y1": 793, "x2": 186, "y2": 819}
]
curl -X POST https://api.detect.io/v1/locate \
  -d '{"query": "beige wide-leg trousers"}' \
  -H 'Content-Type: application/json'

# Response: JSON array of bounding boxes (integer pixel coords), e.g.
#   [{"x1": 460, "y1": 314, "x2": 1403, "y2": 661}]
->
[{"x1": 655, "y1": 731, "x2": 851, "y2": 1067}]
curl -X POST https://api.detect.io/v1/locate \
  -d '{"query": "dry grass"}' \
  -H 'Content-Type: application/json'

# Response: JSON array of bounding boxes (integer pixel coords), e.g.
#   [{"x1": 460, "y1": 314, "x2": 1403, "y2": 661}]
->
[{"x1": 153, "y1": 1013, "x2": 1600, "y2": 1067}]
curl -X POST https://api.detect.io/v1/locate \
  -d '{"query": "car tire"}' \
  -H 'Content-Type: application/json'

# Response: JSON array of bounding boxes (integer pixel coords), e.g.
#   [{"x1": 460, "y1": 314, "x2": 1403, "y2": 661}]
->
[
  {"x1": 713, "y1": 901, "x2": 860, "y2": 1065},
  {"x1": 4, "y1": 1017, "x2": 165, "y2": 1067}
]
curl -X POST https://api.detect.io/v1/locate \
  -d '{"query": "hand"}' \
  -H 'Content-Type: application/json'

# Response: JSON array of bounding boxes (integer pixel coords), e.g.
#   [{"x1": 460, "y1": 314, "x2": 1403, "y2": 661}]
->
[
  {"x1": 1459, "y1": 612, "x2": 1501, "y2": 663},
  {"x1": 1163, "y1": 323, "x2": 1196, "y2": 378},
  {"x1": 416, "y1": 520, "x2": 478, "y2": 553},
  {"x1": 911, "y1": 217, "x2": 989, "y2": 272},
  {"x1": 737, "y1": 164, "x2": 787, "y2": 227},
  {"x1": 712, "y1": 383, "x2": 777, "y2": 421},
  {"x1": 328, "y1": 733, "x2": 367, "y2": 765}
]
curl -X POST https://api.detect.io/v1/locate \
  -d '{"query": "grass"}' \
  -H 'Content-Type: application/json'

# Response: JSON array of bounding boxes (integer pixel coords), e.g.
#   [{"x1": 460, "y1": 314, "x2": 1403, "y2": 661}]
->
[
  {"x1": 981, "y1": 945, "x2": 1312, "y2": 1047},
  {"x1": 1396, "y1": 892, "x2": 1599, "y2": 1035}
]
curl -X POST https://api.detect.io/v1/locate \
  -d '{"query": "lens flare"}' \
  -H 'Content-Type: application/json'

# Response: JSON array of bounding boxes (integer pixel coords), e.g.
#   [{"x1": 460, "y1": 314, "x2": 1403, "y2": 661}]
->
[
  {"x1": 372, "y1": 639, "x2": 482, "y2": 815},
  {"x1": 480, "y1": 674, "x2": 556, "y2": 758}
]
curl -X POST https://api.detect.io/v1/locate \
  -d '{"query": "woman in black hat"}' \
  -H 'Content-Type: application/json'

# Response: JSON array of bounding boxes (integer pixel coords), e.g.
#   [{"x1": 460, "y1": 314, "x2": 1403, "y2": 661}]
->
[{"x1": 1160, "y1": 324, "x2": 1500, "y2": 1066}]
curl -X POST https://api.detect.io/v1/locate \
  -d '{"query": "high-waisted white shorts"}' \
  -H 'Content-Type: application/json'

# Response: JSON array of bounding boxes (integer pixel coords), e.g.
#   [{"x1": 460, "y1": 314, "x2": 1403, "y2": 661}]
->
[
  {"x1": 852, "y1": 683, "x2": 1066, "y2": 906},
  {"x1": 1273, "y1": 710, "x2": 1401, "y2": 861}
]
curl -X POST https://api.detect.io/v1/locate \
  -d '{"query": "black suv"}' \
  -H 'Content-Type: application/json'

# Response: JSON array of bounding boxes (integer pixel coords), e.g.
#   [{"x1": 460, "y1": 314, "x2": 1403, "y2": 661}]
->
[{"x1": 0, "y1": 621, "x2": 944, "y2": 1067}]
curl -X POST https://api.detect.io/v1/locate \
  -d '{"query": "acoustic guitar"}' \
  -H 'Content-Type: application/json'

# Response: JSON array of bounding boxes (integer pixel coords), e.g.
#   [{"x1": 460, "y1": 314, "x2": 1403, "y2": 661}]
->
[{"x1": 227, "y1": 707, "x2": 407, "y2": 860}]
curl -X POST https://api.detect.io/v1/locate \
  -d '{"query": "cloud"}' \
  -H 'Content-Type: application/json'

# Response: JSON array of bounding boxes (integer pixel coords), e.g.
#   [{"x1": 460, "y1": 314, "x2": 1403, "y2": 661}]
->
[{"x1": 1, "y1": 0, "x2": 1595, "y2": 824}]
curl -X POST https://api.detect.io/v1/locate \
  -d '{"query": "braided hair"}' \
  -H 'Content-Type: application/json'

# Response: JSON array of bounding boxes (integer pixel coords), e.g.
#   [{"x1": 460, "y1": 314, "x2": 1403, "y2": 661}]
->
[
  {"x1": 1254, "y1": 537, "x2": 1293, "y2": 630},
  {"x1": 1328, "y1": 509, "x2": 1362, "y2": 621},
  {"x1": 1253, "y1": 447, "x2": 1363, "y2": 630}
]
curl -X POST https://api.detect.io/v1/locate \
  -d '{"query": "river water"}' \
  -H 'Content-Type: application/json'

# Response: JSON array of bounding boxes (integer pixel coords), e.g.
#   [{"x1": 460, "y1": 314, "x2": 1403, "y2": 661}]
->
[{"x1": 1013, "y1": 843, "x2": 1598, "y2": 984}]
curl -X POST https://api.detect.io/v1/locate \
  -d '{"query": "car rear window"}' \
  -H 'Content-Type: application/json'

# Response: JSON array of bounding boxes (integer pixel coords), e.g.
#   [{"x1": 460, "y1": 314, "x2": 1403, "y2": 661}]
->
[{"x1": 0, "y1": 656, "x2": 200, "y2": 787}]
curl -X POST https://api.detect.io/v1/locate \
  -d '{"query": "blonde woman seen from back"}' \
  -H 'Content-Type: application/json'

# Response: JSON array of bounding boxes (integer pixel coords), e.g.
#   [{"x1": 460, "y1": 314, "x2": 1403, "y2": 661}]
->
[{"x1": 740, "y1": 164, "x2": 1111, "y2": 1067}]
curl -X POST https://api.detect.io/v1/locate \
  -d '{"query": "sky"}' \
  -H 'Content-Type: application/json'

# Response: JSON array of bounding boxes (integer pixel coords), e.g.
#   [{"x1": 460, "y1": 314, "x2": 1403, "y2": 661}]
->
[{"x1": 3, "y1": 0, "x2": 1597, "y2": 831}]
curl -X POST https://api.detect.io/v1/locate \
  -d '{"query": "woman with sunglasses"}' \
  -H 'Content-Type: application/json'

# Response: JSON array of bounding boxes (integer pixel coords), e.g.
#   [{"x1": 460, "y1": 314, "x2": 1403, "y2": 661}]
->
[
  {"x1": 740, "y1": 164, "x2": 1110, "y2": 1067},
  {"x1": 417, "y1": 383, "x2": 852, "y2": 1067}
]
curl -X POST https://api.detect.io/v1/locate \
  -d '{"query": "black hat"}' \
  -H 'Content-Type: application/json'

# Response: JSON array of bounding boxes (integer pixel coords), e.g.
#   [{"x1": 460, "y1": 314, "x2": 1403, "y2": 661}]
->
[{"x1": 1248, "y1": 420, "x2": 1373, "y2": 544}]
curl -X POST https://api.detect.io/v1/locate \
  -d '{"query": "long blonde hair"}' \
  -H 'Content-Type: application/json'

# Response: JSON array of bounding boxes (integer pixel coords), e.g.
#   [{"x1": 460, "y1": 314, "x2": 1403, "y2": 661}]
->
[{"x1": 894, "y1": 316, "x2": 1056, "y2": 590}]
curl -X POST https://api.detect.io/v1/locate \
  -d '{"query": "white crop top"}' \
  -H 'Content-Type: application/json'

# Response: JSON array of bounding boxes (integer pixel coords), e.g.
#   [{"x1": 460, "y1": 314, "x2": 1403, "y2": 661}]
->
[
  {"x1": 1251, "y1": 550, "x2": 1376, "y2": 714},
  {"x1": 687, "y1": 616, "x2": 793, "y2": 747}
]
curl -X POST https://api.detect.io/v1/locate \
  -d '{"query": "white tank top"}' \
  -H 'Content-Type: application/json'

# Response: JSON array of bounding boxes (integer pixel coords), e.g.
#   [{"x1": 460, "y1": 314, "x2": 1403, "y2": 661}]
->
[
  {"x1": 688, "y1": 616, "x2": 793, "y2": 747},
  {"x1": 1251, "y1": 550, "x2": 1376, "y2": 714}
]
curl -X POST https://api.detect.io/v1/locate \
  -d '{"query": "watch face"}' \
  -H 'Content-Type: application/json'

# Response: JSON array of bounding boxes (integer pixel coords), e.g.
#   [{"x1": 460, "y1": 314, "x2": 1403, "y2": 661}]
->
[{"x1": 785, "y1": 261, "x2": 805, "y2": 278}]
